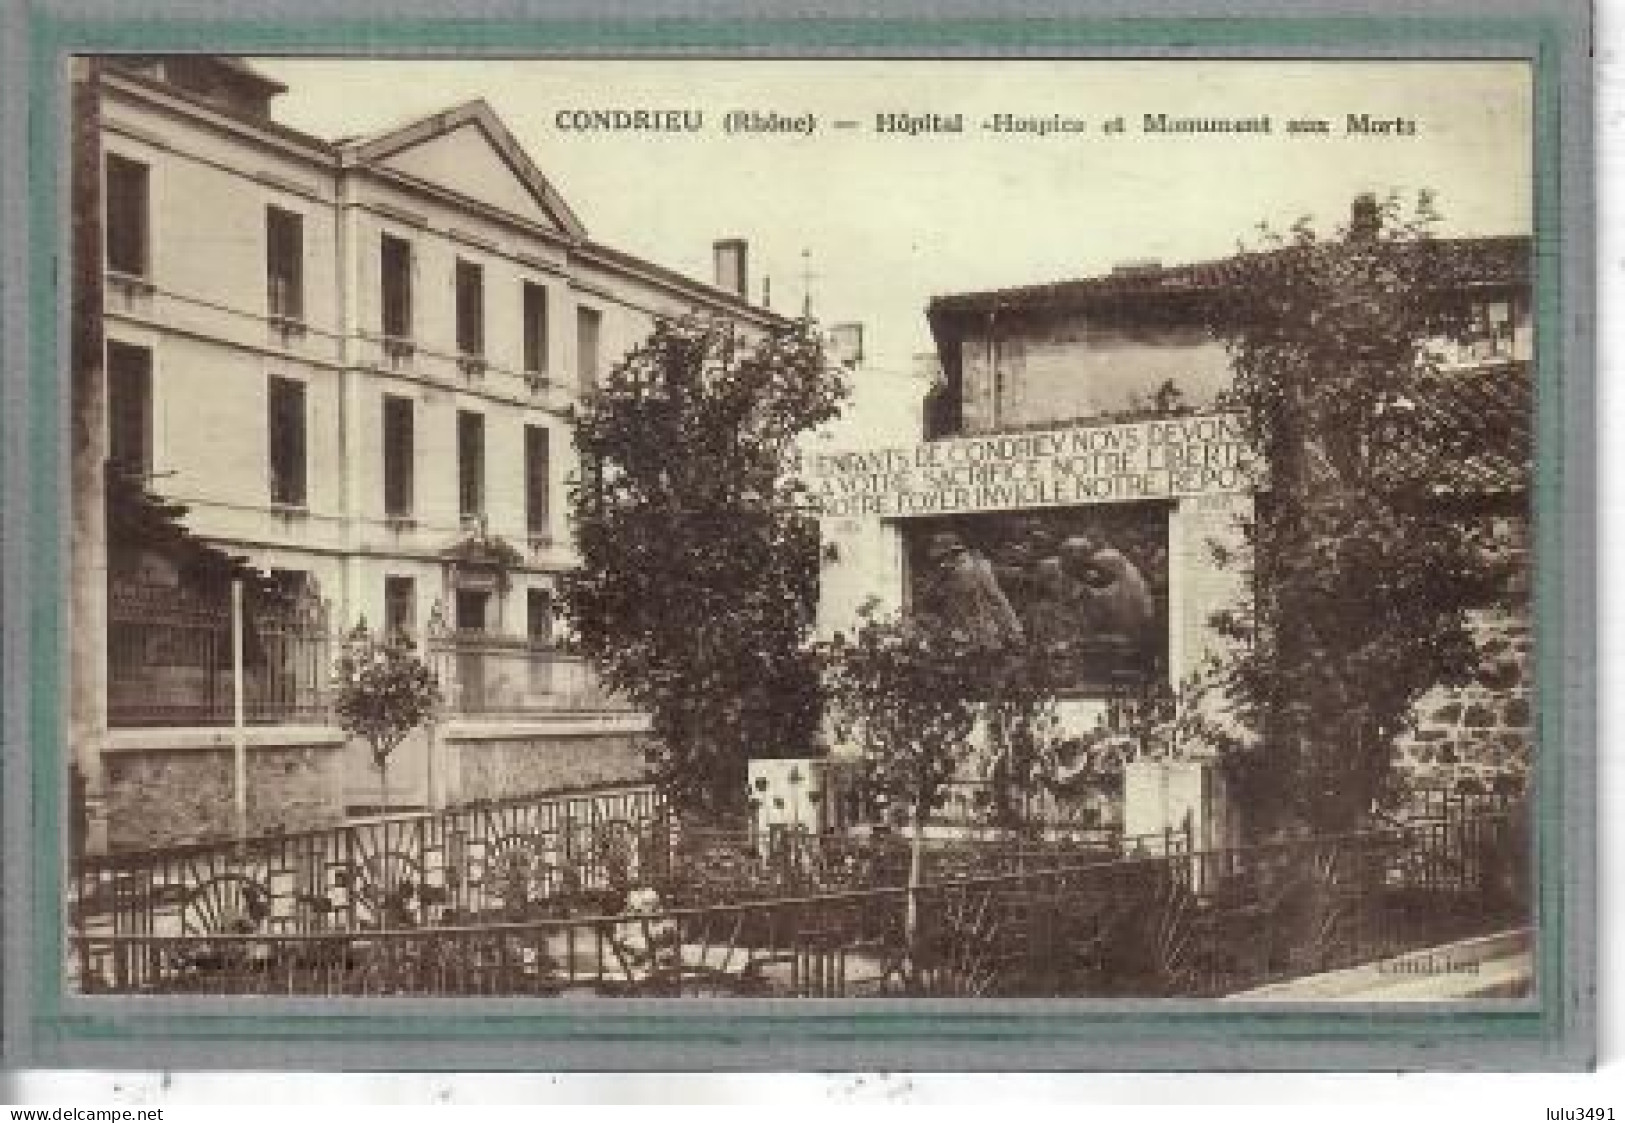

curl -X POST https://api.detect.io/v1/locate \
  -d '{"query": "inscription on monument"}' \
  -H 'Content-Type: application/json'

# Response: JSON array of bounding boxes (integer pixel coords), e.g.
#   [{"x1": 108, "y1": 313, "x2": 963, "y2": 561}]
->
[{"x1": 808, "y1": 413, "x2": 1260, "y2": 519}]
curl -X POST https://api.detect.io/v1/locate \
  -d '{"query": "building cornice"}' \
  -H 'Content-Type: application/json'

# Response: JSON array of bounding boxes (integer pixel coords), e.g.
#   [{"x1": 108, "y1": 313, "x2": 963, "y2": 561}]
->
[
  {"x1": 100, "y1": 67, "x2": 336, "y2": 169},
  {"x1": 100, "y1": 69, "x2": 787, "y2": 333}
]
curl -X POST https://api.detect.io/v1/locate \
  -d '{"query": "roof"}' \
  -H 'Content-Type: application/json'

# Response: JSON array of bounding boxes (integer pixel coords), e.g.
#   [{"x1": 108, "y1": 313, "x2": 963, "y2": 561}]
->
[
  {"x1": 1387, "y1": 360, "x2": 1531, "y2": 497},
  {"x1": 100, "y1": 61, "x2": 337, "y2": 155},
  {"x1": 928, "y1": 235, "x2": 1531, "y2": 319},
  {"x1": 98, "y1": 70, "x2": 784, "y2": 325},
  {"x1": 339, "y1": 99, "x2": 588, "y2": 239}
]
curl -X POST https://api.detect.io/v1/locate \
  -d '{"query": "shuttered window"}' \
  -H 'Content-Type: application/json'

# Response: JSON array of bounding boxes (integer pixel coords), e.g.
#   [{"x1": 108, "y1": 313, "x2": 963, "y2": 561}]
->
[
  {"x1": 576, "y1": 306, "x2": 601, "y2": 393},
  {"x1": 107, "y1": 342, "x2": 152, "y2": 477},
  {"x1": 266, "y1": 206, "x2": 304, "y2": 320},
  {"x1": 105, "y1": 154, "x2": 149, "y2": 277},
  {"x1": 382, "y1": 394, "x2": 414, "y2": 517},
  {"x1": 456, "y1": 259, "x2": 484, "y2": 356},
  {"x1": 457, "y1": 410, "x2": 485, "y2": 519},
  {"x1": 381, "y1": 234, "x2": 413, "y2": 338},
  {"x1": 267, "y1": 376, "x2": 307, "y2": 506},
  {"x1": 523, "y1": 282, "x2": 548, "y2": 374}
]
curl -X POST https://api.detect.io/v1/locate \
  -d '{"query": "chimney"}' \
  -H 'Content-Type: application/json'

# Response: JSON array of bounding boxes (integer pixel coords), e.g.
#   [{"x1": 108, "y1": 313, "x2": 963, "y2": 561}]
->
[
  {"x1": 713, "y1": 239, "x2": 749, "y2": 299},
  {"x1": 1349, "y1": 193, "x2": 1382, "y2": 242},
  {"x1": 829, "y1": 322, "x2": 865, "y2": 368}
]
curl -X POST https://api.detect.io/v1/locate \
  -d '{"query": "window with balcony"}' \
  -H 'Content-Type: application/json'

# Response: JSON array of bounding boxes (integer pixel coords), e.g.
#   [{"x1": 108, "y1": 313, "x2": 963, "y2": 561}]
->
[
  {"x1": 576, "y1": 305, "x2": 602, "y2": 393},
  {"x1": 523, "y1": 281, "x2": 548, "y2": 378},
  {"x1": 457, "y1": 410, "x2": 485, "y2": 521},
  {"x1": 380, "y1": 233, "x2": 414, "y2": 345},
  {"x1": 266, "y1": 206, "x2": 304, "y2": 323},
  {"x1": 107, "y1": 342, "x2": 152, "y2": 479},
  {"x1": 525, "y1": 424, "x2": 550, "y2": 538},
  {"x1": 382, "y1": 393, "x2": 414, "y2": 519},
  {"x1": 105, "y1": 154, "x2": 149, "y2": 278},
  {"x1": 267, "y1": 375, "x2": 307, "y2": 507},
  {"x1": 455, "y1": 259, "x2": 485, "y2": 369}
]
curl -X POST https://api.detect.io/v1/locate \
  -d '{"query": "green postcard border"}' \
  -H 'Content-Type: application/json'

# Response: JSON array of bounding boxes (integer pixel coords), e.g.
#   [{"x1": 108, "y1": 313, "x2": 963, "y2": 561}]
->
[{"x1": 9, "y1": 9, "x2": 1591, "y2": 1070}]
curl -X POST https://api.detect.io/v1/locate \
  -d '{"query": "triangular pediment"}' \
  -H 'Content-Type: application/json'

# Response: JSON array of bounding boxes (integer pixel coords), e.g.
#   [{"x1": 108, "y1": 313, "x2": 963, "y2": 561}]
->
[{"x1": 347, "y1": 101, "x2": 585, "y2": 237}]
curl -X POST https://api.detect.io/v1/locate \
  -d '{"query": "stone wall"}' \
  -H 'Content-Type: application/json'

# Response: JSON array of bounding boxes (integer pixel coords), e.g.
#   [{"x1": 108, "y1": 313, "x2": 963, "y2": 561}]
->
[
  {"x1": 104, "y1": 737, "x2": 346, "y2": 851},
  {"x1": 1395, "y1": 604, "x2": 1533, "y2": 790},
  {"x1": 246, "y1": 743, "x2": 350, "y2": 836},
  {"x1": 455, "y1": 733, "x2": 651, "y2": 803}
]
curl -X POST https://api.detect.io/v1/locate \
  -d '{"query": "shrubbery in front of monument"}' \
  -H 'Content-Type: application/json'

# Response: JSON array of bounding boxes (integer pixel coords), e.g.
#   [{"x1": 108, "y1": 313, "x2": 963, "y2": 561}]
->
[
  {"x1": 821, "y1": 603, "x2": 991, "y2": 840},
  {"x1": 1200, "y1": 192, "x2": 1509, "y2": 836},
  {"x1": 560, "y1": 316, "x2": 847, "y2": 821}
]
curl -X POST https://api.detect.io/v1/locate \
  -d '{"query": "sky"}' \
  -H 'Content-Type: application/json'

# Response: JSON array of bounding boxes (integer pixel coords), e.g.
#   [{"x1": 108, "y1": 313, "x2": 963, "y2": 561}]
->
[{"x1": 252, "y1": 59, "x2": 1532, "y2": 376}]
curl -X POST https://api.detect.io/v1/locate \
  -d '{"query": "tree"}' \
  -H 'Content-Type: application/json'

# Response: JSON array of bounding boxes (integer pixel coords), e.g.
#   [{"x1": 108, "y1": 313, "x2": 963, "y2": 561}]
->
[
  {"x1": 819, "y1": 605, "x2": 988, "y2": 944},
  {"x1": 331, "y1": 622, "x2": 440, "y2": 816},
  {"x1": 1202, "y1": 192, "x2": 1505, "y2": 835},
  {"x1": 560, "y1": 316, "x2": 846, "y2": 820}
]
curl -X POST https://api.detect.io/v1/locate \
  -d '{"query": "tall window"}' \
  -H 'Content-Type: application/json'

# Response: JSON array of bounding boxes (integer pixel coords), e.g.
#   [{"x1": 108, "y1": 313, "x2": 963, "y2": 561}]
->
[
  {"x1": 523, "y1": 282, "x2": 548, "y2": 375},
  {"x1": 455, "y1": 589, "x2": 488, "y2": 633},
  {"x1": 527, "y1": 588, "x2": 554, "y2": 645},
  {"x1": 382, "y1": 393, "x2": 414, "y2": 517},
  {"x1": 267, "y1": 376, "x2": 307, "y2": 507},
  {"x1": 105, "y1": 154, "x2": 149, "y2": 277},
  {"x1": 525, "y1": 424, "x2": 550, "y2": 536},
  {"x1": 266, "y1": 206, "x2": 303, "y2": 320},
  {"x1": 106, "y1": 342, "x2": 152, "y2": 478},
  {"x1": 384, "y1": 576, "x2": 416, "y2": 641},
  {"x1": 576, "y1": 306, "x2": 602, "y2": 393},
  {"x1": 380, "y1": 233, "x2": 413, "y2": 339},
  {"x1": 455, "y1": 260, "x2": 484, "y2": 357},
  {"x1": 457, "y1": 410, "x2": 485, "y2": 520}
]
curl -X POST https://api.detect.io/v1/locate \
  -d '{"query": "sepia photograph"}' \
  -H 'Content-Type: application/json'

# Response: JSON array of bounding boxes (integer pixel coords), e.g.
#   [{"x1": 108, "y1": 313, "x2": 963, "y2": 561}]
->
[
  {"x1": 58, "y1": 53, "x2": 1544, "y2": 1009},
  {"x1": 61, "y1": 53, "x2": 1543, "y2": 1006}
]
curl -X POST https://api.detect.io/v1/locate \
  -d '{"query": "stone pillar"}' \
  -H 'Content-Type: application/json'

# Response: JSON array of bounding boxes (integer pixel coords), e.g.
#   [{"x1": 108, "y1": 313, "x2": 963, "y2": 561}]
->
[
  {"x1": 1166, "y1": 492, "x2": 1252, "y2": 741},
  {"x1": 69, "y1": 61, "x2": 109, "y2": 855},
  {"x1": 1123, "y1": 758, "x2": 1240, "y2": 889},
  {"x1": 814, "y1": 515, "x2": 906, "y2": 640},
  {"x1": 334, "y1": 158, "x2": 364, "y2": 631}
]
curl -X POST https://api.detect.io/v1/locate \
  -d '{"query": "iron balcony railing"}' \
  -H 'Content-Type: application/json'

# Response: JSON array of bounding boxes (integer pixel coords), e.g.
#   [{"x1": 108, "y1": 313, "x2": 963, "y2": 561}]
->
[
  {"x1": 107, "y1": 581, "x2": 637, "y2": 727},
  {"x1": 429, "y1": 634, "x2": 635, "y2": 716},
  {"x1": 107, "y1": 582, "x2": 330, "y2": 728}
]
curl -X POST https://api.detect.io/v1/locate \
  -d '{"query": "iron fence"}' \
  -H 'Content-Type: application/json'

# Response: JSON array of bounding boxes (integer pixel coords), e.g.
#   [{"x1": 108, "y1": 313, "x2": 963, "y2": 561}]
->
[
  {"x1": 73, "y1": 805, "x2": 1527, "y2": 998},
  {"x1": 430, "y1": 635, "x2": 634, "y2": 716},
  {"x1": 71, "y1": 784, "x2": 666, "y2": 940},
  {"x1": 660, "y1": 826, "x2": 1169, "y2": 904},
  {"x1": 70, "y1": 789, "x2": 1150, "y2": 941},
  {"x1": 107, "y1": 582, "x2": 330, "y2": 728}
]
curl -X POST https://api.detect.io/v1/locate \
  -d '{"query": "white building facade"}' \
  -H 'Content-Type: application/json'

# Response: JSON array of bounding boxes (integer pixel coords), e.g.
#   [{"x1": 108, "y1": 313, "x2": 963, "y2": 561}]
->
[{"x1": 84, "y1": 57, "x2": 783, "y2": 848}]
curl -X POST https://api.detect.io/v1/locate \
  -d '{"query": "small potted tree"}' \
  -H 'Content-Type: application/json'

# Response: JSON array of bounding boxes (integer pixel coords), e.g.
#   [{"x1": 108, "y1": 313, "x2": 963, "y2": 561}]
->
[
  {"x1": 331, "y1": 620, "x2": 441, "y2": 819},
  {"x1": 819, "y1": 606, "x2": 985, "y2": 965}
]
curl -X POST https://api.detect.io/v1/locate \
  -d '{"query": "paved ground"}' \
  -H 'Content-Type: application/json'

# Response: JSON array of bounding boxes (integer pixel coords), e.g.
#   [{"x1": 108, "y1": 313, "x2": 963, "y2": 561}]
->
[{"x1": 1226, "y1": 929, "x2": 1532, "y2": 1001}]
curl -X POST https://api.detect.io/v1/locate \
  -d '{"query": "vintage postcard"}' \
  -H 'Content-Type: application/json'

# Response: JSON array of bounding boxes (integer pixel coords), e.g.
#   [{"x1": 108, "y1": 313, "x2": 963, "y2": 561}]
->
[{"x1": 3, "y1": 4, "x2": 1592, "y2": 1073}]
